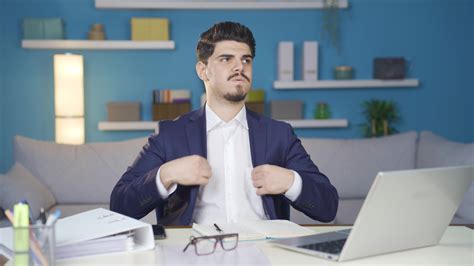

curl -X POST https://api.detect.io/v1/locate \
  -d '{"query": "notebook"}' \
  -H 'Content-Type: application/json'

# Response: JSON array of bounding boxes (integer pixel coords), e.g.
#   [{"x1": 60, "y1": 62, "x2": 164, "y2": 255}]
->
[
  {"x1": 193, "y1": 220, "x2": 314, "y2": 241},
  {"x1": 270, "y1": 166, "x2": 473, "y2": 261}
]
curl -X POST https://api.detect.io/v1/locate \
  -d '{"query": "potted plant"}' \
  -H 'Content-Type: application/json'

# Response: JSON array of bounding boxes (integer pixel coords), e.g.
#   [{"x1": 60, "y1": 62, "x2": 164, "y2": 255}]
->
[
  {"x1": 360, "y1": 99, "x2": 400, "y2": 137},
  {"x1": 322, "y1": 0, "x2": 342, "y2": 53}
]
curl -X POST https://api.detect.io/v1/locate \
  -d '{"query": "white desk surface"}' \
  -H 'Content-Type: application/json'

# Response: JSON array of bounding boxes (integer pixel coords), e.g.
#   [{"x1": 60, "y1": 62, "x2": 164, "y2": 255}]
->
[{"x1": 58, "y1": 226, "x2": 473, "y2": 265}]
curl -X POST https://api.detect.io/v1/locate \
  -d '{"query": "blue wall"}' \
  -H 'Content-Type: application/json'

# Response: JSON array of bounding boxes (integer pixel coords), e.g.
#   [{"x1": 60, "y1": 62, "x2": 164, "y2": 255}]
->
[
  {"x1": 1, "y1": 0, "x2": 473, "y2": 173},
  {"x1": 1, "y1": 0, "x2": 6, "y2": 172}
]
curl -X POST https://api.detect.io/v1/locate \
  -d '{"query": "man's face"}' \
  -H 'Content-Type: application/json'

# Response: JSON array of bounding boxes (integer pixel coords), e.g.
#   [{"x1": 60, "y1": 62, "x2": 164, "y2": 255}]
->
[{"x1": 198, "y1": 40, "x2": 253, "y2": 103}]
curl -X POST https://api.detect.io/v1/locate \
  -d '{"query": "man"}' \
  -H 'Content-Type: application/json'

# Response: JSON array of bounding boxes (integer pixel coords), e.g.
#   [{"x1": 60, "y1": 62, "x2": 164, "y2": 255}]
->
[{"x1": 110, "y1": 21, "x2": 338, "y2": 226}]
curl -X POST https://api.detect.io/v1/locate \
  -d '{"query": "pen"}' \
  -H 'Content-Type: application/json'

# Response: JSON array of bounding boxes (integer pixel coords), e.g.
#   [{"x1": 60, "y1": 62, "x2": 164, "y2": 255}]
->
[
  {"x1": 214, "y1": 223, "x2": 223, "y2": 233},
  {"x1": 45, "y1": 209, "x2": 61, "y2": 226},
  {"x1": 39, "y1": 208, "x2": 47, "y2": 224}
]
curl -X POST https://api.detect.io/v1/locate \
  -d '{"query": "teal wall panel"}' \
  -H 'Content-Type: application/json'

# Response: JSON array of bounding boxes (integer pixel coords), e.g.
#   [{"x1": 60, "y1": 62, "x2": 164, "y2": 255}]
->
[
  {"x1": 1, "y1": 0, "x2": 6, "y2": 172},
  {"x1": 0, "y1": 0, "x2": 473, "y2": 172}
]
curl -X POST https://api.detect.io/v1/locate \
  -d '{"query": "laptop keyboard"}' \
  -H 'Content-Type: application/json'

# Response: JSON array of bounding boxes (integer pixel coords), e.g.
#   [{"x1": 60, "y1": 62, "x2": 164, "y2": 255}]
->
[{"x1": 298, "y1": 238, "x2": 347, "y2": 254}]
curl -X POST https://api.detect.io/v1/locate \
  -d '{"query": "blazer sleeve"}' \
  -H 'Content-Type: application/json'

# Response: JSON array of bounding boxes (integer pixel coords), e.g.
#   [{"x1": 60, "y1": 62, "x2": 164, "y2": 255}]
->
[
  {"x1": 284, "y1": 125, "x2": 339, "y2": 222},
  {"x1": 109, "y1": 132, "x2": 167, "y2": 220}
]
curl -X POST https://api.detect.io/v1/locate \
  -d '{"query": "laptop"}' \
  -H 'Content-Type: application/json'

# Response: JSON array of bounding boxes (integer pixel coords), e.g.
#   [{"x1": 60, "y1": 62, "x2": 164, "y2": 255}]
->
[{"x1": 271, "y1": 165, "x2": 473, "y2": 261}]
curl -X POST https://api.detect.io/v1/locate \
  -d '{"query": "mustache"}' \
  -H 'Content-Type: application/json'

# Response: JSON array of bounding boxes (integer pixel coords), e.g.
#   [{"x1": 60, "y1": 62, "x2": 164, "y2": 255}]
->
[{"x1": 227, "y1": 73, "x2": 250, "y2": 82}]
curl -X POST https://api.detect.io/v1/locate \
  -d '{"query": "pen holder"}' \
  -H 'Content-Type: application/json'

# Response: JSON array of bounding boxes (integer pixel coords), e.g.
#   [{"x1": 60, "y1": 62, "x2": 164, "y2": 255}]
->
[{"x1": 13, "y1": 224, "x2": 56, "y2": 266}]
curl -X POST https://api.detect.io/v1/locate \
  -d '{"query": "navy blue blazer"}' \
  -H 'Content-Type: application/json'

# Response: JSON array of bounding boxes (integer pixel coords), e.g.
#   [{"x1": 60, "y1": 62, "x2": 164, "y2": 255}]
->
[{"x1": 110, "y1": 107, "x2": 338, "y2": 225}]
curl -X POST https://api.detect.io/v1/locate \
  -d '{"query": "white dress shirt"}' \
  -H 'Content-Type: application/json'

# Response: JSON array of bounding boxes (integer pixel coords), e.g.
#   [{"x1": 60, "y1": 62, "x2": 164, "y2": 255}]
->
[{"x1": 155, "y1": 105, "x2": 302, "y2": 224}]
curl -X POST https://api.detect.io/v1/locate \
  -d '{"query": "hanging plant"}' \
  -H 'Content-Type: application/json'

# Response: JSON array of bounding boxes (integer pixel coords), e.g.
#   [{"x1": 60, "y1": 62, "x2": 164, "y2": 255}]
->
[
  {"x1": 322, "y1": 0, "x2": 342, "y2": 53},
  {"x1": 359, "y1": 99, "x2": 400, "y2": 138}
]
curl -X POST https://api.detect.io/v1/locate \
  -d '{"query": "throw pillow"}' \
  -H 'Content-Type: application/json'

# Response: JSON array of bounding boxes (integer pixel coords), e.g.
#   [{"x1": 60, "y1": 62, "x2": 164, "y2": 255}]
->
[
  {"x1": 416, "y1": 131, "x2": 474, "y2": 223},
  {"x1": 300, "y1": 131, "x2": 418, "y2": 198},
  {"x1": 13, "y1": 136, "x2": 147, "y2": 204},
  {"x1": 0, "y1": 162, "x2": 56, "y2": 220}
]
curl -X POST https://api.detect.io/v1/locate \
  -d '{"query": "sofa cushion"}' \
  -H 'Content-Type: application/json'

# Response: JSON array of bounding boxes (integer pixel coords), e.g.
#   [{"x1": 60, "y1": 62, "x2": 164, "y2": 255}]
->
[
  {"x1": 416, "y1": 131, "x2": 474, "y2": 223},
  {"x1": 0, "y1": 162, "x2": 56, "y2": 220},
  {"x1": 301, "y1": 131, "x2": 417, "y2": 198},
  {"x1": 14, "y1": 136, "x2": 147, "y2": 204},
  {"x1": 416, "y1": 131, "x2": 474, "y2": 168},
  {"x1": 334, "y1": 199, "x2": 364, "y2": 225},
  {"x1": 290, "y1": 207, "x2": 335, "y2": 225}
]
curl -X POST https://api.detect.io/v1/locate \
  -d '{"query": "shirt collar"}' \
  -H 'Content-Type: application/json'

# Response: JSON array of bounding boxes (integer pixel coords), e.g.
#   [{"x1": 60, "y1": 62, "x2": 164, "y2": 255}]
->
[{"x1": 206, "y1": 104, "x2": 248, "y2": 132}]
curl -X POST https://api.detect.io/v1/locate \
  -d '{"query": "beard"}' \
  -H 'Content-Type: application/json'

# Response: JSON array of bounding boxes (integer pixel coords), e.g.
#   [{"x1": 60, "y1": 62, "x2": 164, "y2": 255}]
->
[
  {"x1": 224, "y1": 86, "x2": 247, "y2": 102},
  {"x1": 223, "y1": 73, "x2": 250, "y2": 102}
]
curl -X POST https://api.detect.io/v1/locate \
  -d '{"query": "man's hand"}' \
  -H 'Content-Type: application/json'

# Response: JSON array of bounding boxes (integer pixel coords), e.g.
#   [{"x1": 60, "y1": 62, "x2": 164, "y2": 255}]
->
[
  {"x1": 160, "y1": 155, "x2": 212, "y2": 189},
  {"x1": 251, "y1": 164, "x2": 294, "y2": 195}
]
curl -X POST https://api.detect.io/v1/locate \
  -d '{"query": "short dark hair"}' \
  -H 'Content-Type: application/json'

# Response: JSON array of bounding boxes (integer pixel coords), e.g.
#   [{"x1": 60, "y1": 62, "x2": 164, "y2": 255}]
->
[{"x1": 196, "y1": 21, "x2": 256, "y2": 64}]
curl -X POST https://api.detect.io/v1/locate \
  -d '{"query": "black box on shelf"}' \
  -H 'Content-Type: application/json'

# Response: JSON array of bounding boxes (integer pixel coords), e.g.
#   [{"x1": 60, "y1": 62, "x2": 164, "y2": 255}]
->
[{"x1": 373, "y1": 57, "x2": 406, "y2": 79}]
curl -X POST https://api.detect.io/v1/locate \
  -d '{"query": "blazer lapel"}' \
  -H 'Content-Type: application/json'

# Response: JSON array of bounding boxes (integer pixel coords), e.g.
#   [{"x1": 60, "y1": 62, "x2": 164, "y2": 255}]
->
[
  {"x1": 186, "y1": 107, "x2": 207, "y2": 158},
  {"x1": 247, "y1": 109, "x2": 277, "y2": 219},
  {"x1": 180, "y1": 107, "x2": 207, "y2": 224}
]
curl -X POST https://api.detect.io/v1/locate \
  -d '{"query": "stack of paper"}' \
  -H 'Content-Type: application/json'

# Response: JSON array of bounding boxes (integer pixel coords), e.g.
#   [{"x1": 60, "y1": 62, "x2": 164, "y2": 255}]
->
[
  {"x1": 56, "y1": 232, "x2": 134, "y2": 259},
  {"x1": 193, "y1": 220, "x2": 315, "y2": 241}
]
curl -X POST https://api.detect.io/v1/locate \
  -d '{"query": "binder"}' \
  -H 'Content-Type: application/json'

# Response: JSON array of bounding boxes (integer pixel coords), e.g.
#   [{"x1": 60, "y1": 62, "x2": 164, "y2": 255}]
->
[
  {"x1": 278, "y1": 42, "x2": 294, "y2": 81},
  {"x1": 0, "y1": 208, "x2": 155, "y2": 260}
]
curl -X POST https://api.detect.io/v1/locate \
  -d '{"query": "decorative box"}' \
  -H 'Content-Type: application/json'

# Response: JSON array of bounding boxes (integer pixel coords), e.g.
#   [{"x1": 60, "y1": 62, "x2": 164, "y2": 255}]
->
[
  {"x1": 303, "y1": 41, "x2": 318, "y2": 81},
  {"x1": 278, "y1": 42, "x2": 294, "y2": 81},
  {"x1": 246, "y1": 89, "x2": 265, "y2": 102},
  {"x1": 152, "y1": 102, "x2": 191, "y2": 121},
  {"x1": 107, "y1": 102, "x2": 141, "y2": 121},
  {"x1": 373, "y1": 57, "x2": 406, "y2": 79},
  {"x1": 246, "y1": 102, "x2": 265, "y2": 115},
  {"x1": 131, "y1": 18, "x2": 169, "y2": 41},
  {"x1": 270, "y1": 100, "x2": 303, "y2": 120},
  {"x1": 333, "y1": 66, "x2": 354, "y2": 80},
  {"x1": 246, "y1": 89, "x2": 265, "y2": 115},
  {"x1": 23, "y1": 18, "x2": 65, "y2": 39}
]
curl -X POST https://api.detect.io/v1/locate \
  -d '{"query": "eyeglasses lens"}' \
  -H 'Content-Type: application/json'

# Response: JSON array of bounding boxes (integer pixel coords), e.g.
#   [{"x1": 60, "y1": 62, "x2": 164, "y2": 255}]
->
[{"x1": 195, "y1": 238, "x2": 218, "y2": 255}]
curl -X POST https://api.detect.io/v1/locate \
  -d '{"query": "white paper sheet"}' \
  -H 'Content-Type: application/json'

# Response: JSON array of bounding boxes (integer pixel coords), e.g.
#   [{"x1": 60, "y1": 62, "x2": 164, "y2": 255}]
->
[{"x1": 157, "y1": 243, "x2": 271, "y2": 266}]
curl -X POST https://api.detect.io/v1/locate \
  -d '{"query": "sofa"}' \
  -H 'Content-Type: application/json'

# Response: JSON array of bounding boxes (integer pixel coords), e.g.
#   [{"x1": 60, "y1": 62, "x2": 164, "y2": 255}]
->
[{"x1": 1, "y1": 131, "x2": 472, "y2": 227}]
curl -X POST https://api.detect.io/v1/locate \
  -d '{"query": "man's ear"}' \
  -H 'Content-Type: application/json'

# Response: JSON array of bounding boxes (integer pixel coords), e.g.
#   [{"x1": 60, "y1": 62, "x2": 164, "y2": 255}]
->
[{"x1": 196, "y1": 61, "x2": 208, "y2": 81}]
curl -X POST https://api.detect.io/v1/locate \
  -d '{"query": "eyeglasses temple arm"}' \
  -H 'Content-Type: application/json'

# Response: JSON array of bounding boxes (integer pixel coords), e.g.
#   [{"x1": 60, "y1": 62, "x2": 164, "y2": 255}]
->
[{"x1": 182, "y1": 242, "x2": 192, "y2": 252}]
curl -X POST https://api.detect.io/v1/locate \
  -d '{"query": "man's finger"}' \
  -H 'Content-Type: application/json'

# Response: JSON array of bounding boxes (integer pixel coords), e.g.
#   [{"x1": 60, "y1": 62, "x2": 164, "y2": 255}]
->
[
  {"x1": 251, "y1": 174, "x2": 261, "y2": 182},
  {"x1": 252, "y1": 180, "x2": 263, "y2": 188},
  {"x1": 256, "y1": 187, "x2": 267, "y2": 196},
  {"x1": 200, "y1": 168, "x2": 212, "y2": 178},
  {"x1": 197, "y1": 176, "x2": 209, "y2": 185}
]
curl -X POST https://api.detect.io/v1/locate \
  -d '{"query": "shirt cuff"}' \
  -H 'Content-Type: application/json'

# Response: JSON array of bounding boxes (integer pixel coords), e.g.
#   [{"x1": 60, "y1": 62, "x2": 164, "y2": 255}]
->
[
  {"x1": 156, "y1": 167, "x2": 177, "y2": 199},
  {"x1": 284, "y1": 170, "x2": 303, "y2": 202}
]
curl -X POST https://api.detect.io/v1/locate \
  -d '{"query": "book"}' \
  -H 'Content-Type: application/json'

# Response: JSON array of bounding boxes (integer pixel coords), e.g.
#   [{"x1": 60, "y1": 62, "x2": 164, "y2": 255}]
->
[
  {"x1": 302, "y1": 41, "x2": 318, "y2": 81},
  {"x1": 278, "y1": 42, "x2": 294, "y2": 81},
  {"x1": 0, "y1": 208, "x2": 154, "y2": 260},
  {"x1": 192, "y1": 220, "x2": 315, "y2": 241}
]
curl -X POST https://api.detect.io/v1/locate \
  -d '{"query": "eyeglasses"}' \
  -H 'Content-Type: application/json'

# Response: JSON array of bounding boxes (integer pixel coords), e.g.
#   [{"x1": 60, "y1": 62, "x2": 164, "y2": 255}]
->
[{"x1": 182, "y1": 233, "x2": 239, "y2": 255}]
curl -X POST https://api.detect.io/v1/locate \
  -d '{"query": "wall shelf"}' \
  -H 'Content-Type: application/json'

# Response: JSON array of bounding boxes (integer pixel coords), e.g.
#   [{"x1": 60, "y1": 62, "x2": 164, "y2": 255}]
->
[
  {"x1": 98, "y1": 119, "x2": 348, "y2": 131},
  {"x1": 273, "y1": 79, "x2": 419, "y2": 89},
  {"x1": 22, "y1": 40, "x2": 175, "y2": 50},
  {"x1": 284, "y1": 119, "x2": 348, "y2": 128},
  {"x1": 95, "y1": 0, "x2": 348, "y2": 9},
  {"x1": 98, "y1": 121, "x2": 159, "y2": 132}
]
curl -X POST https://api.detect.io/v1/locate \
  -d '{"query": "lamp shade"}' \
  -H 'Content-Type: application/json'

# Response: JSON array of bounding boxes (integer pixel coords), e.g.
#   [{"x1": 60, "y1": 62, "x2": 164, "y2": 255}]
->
[
  {"x1": 55, "y1": 117, "x2": 85, "y2": 145},
  {"x1": 54, "y1": 54, "x2": 84, "y2": 116},
  {"x1": 54, "y1": 54, "x2": 85, "y2": 144}
]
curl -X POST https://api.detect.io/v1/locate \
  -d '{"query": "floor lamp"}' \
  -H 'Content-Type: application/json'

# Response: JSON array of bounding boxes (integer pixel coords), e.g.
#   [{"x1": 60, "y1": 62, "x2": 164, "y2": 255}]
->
[{"x1": 53, "y1": 54, "x2": 84, "y2": 145}]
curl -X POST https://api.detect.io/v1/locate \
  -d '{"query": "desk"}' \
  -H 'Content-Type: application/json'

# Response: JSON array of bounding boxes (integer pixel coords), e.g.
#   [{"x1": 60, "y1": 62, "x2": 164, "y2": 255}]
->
[{"x1": 58, "y1": 226, "x2": 473, "y2": 265}]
